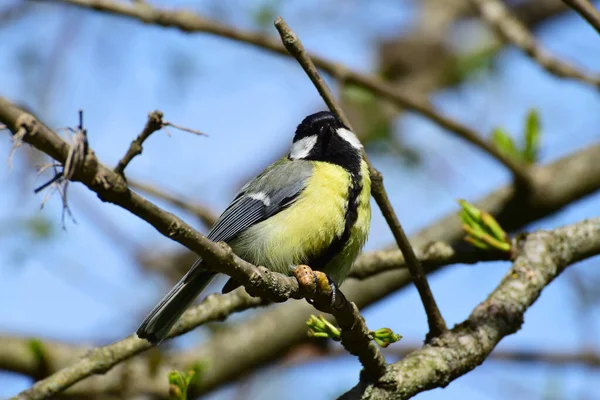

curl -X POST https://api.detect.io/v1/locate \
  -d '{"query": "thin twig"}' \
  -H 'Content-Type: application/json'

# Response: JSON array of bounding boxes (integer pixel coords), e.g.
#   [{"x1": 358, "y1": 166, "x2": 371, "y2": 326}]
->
[
  {"x1": 163, "y1": 120, "x2": 208, "y2": 136},
  {"x1": 562, "y1": 0, "x2": 600, "y2": 36},
  {"x1": 471, "y1": 0, "x2": 600, "y2": 88},
  {"x1": 128, "y1": 179, "x2": 218, "y2": 227},
  {"x1": 54, "y1": 0, "x2": 531, "y2": 184},
  {"x1": 274, "y1": 17, "x2": 448, "y2": 339},
  {"x1": 114, "y1": 110, "x2": 163, "y2": 176},
  {"x1": 34, "y1": 171, "x2": 64, "y2": 194}
]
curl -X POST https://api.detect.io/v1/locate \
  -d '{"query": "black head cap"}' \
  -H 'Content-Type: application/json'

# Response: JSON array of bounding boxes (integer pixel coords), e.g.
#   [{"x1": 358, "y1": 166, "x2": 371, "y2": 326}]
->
[
  {"x1": 293, "y1": 111, "x2": 345, "y2": 143},
  {"x1": 289, "y1": 111, "x2": 362, "y2": 174}
]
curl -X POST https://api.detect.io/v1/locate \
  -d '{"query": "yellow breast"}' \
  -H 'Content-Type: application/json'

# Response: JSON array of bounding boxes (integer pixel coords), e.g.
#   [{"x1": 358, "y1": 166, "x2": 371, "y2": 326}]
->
[{"x1": 231, "y1": 161, "x2": 351, "y2": 275}]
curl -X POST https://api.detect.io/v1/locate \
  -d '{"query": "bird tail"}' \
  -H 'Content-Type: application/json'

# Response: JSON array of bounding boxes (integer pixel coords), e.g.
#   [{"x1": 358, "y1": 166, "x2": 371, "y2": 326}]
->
[{"x1": 137, "y1": 264, "x2": 216, "y2": 344}]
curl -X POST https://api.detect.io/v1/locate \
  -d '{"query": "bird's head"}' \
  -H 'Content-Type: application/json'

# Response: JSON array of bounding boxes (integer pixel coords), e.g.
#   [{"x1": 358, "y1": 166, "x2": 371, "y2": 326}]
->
[{"x1": 289, "y1": 111, "x2": 363, "y2": 172}]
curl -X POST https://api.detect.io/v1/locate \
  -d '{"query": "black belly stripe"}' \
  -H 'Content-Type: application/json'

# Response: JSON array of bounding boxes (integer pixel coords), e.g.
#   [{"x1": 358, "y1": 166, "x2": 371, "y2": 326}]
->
[{"x1": 307, "y1": 169, "x2": 362, "y2": 271}]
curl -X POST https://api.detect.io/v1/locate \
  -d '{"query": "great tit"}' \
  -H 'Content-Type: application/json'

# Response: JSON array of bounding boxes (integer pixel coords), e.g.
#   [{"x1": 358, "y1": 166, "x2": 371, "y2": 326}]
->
[{"x1": 137, "y1": 111, "x2": 371, "y2": 344}]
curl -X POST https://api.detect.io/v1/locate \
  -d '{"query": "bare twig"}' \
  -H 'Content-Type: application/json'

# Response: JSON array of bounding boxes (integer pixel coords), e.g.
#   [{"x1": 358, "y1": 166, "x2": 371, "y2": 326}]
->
[
  {"x1": 162, "y1": 120, "x2": 208, "y2": 136},
  {"x1": 562, "y1": 0, "x2": 600, "y2": 36},
  {"x1": 114, "y1": 110, "x2": 163, "y2": 176},
  {"x1": 274, "y1": 16, "x2": 448, "y2": 339},
  {"x1": 53, "y1": 0, "x2": 531, "y2": 184},
  {"x1": 33, "y1": 171, "x2": 63, "y2": 194},
  {"x1": 128, "y1": 179, "x2": 218, "y2": 227},
  {"x1": 471, "y1": 0, "x2": 600, "y2": 88},
  {"x1": 113, "y1": 111, "x2": 207, "y2": 177}
]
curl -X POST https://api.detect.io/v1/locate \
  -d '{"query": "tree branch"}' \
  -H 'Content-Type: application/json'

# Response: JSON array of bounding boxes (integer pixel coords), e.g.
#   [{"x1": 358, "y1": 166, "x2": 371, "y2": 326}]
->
[
  {"x1": 471, "y1": 0, "x2": 600, "y2": 88},
  {"x1": 562, "y1": 0, "x2": 600, "y2": 36},
  {"x1": 274, "y1": 16, "x2": 448, "y2": 339},
  {"x1": 51, "y1": 0, "x2": 531, "y2": 184},
  {"x1": 343, "y1": 217, "x2": 600, "y2": 399},
  {"x1": 113, "y1": 111, "x2": 207, "y2": 178},
  {"x1": 113, "y1": 110, "x2": 164, "y2": 176},
  {"x1": 4, "y1": 335, "x2": 600, "y2": 399}
]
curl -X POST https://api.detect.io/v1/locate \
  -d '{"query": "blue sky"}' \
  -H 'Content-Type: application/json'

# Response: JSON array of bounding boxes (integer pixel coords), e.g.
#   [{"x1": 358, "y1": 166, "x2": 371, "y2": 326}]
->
[{"x1": 1, "y1": 1, "x2": 600, "y2": 399}]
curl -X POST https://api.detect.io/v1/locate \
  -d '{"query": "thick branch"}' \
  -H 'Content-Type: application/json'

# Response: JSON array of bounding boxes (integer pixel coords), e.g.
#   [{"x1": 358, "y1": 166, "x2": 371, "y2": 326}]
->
[
  {"x1": 53, "y1": 0, "x2": 531, "y2": 183},
  {"x1": 471, "y1": 0, "x2": 600, "y2": 88},
  {"x1": 343, "y1": 218, "x2": 600, "y2": 399},
  {"x1": 274, "y1": 16, "x2": 447, "y2": 339}
]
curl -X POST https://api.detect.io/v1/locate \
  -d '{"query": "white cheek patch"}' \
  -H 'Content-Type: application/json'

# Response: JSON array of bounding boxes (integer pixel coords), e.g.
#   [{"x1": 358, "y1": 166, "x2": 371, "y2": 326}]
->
[
  {"x1": 289, "y1": 135, "x2": 318, "y2": 159},
  {"x1": 336, "y1": 127, "x2": 363, "y2": 150},
  {"x1": 248, "y1": 192, "x2": 271, "y2": 206}
]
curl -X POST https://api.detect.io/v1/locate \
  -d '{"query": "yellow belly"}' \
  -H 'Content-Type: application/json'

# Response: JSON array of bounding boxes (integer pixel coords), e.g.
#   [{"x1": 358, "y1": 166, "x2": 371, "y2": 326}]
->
[{"x1": 230, "y1": 161, "x2": 371, "y2": 284}]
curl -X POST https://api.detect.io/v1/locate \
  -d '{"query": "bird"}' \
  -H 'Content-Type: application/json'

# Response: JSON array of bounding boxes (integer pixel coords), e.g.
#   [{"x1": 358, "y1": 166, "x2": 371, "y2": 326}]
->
[{"x1": 136, "y1": 111, "x2": 371, "y2": 344}]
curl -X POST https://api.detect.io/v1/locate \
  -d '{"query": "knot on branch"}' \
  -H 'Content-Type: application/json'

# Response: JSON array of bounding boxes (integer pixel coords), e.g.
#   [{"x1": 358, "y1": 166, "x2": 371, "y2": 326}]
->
[
  {"x1": 167, "y1": 220, "x2": 182, "y2": 238},
  {"x1": 15, "y1": 113, "x2": 38, "y2": 136},
  {"x1": 8, "y1": 113, "x2": 38, "y2": 168}
]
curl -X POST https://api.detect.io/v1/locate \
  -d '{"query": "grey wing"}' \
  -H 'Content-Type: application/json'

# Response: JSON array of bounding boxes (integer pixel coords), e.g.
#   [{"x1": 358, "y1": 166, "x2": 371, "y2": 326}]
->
[{"x1": 207, "y1": 159, "x2": 313, "y2": 243}]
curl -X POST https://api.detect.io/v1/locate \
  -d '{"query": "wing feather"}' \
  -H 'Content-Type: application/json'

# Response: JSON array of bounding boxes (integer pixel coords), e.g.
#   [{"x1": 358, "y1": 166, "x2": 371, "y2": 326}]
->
[{"x1": 206, "y1": 159, "x2": 313, "y2": 244}]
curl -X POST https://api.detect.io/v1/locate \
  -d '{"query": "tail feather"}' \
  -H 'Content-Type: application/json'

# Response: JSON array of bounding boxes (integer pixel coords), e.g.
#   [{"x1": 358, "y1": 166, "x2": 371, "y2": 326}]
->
[{"x1": 137, "y1": 267, "x2": 216, "y2": 344}]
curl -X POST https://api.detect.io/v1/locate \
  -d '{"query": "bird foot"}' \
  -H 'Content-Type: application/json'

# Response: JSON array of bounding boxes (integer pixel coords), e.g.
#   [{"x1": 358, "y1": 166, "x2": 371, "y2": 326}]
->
[{"x1": 292, "y1": 265, "x2": 341, "y2": 311}]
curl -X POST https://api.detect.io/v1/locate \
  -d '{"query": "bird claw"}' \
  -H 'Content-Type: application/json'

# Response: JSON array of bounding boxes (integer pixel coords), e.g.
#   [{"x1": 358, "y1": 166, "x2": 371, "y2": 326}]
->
[{"x1": 292, "y1": 265, "x2": 340, "y2": 311}]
